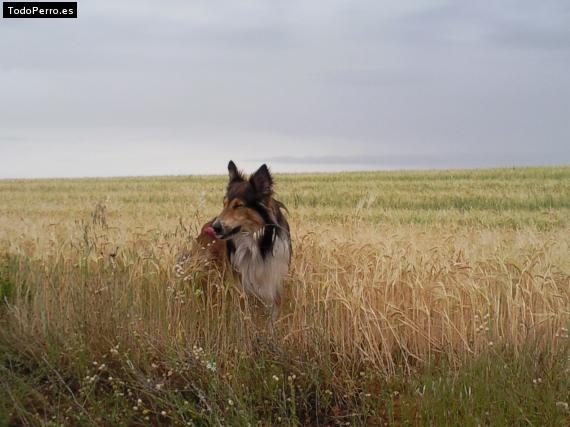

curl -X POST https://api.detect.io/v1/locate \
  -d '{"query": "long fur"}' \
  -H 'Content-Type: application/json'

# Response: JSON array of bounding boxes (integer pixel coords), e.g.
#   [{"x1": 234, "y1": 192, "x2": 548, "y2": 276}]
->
[{"x1": 231, "y1": 226, "x2": 291, "y2": 313}]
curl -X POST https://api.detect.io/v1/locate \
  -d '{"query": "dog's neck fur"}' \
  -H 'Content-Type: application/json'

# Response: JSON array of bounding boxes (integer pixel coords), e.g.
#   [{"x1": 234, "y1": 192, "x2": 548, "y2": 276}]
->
[{"x1": 229, "y1": 226, "x2": 291, "y2": 309}]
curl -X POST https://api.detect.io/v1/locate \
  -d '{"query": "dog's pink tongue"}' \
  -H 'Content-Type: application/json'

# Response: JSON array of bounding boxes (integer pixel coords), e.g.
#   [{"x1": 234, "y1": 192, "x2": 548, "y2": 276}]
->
[{"x1": 204, "y1": 226, "x2": 217, "y2": 238}]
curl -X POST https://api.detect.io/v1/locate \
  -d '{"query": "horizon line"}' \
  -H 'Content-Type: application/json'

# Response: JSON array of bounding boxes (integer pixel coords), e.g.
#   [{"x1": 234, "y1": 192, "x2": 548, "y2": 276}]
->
[{"x1": 1, "y1": 163, "x2": 569, "y2": 182}]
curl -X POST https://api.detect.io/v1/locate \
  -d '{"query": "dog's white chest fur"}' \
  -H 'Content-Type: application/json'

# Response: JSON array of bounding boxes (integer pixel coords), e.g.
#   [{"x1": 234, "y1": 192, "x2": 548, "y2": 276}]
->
[{"x1": 230, "y1": 232, "x2": 290, "y2": 306}]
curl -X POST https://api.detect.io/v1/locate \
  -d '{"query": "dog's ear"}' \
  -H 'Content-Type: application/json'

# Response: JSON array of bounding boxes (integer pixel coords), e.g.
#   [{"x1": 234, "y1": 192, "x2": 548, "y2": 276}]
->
[
  {"x1": 250, "y1": 164, "x2": 273, "y2": 197},
  {"x1": 228, "y1": 160, "x2": 244, "y2": 183}
]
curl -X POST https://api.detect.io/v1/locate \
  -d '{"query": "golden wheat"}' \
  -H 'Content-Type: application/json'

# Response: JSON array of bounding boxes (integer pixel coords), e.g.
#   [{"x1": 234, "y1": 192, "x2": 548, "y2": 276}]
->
[
  {"x1": 1, "y1": 168, "x2": 569, "y2": 368},
  {"x1": 1, "y1": 167, "x2": 569, "y2": 424}
]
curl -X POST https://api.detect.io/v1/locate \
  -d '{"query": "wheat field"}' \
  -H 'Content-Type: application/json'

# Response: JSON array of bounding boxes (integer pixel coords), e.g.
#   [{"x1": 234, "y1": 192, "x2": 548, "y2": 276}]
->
[{"x1": 1, "y1": 166, "x2": 569, "y2": 426}]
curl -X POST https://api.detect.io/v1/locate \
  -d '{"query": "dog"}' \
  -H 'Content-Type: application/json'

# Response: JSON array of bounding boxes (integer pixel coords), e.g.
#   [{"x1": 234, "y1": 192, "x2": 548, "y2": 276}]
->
[{"x1": 177, "y1": 161, "x2": 291, "y2": 322}]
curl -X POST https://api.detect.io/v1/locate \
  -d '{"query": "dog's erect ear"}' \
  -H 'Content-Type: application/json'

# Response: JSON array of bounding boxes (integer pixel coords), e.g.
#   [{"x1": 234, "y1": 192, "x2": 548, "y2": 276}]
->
[
  {"x1": 250, "y1": 164, "x2": 273, "y2": 197},
  {"x1": 228, "y1": 160, "x2": 244, "y2": 183}
]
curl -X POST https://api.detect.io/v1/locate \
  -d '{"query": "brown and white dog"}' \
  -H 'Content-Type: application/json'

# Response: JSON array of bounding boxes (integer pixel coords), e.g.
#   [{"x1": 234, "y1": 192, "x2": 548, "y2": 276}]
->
[{"x1": 178, "y1": 161, "x2": 291, "y2": 321}]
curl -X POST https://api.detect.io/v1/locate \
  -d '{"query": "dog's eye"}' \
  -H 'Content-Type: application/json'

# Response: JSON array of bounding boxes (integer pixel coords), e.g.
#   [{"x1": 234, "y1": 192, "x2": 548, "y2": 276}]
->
[{"x1": 233, "y1": 203, "x2": 244, "y2": 209}]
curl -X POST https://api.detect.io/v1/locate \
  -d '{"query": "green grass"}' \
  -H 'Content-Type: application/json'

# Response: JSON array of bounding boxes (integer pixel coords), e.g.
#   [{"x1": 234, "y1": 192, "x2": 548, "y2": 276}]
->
[
  {"x1": 0, "y1": 259, "x2": 13, "y2": 305},
  {"x1": 1, "y1": 166, "x2": 570, "y2": 229},
  {"x1": 1, "y1": 331, "x2": 568, "y2": 426}
]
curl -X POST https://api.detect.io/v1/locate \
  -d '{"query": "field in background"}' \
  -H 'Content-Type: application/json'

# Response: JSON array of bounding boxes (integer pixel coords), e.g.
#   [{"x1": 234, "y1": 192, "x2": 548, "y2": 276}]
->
[{"x1": 1, "y1": 166, "x2": 569, "y2": 425}]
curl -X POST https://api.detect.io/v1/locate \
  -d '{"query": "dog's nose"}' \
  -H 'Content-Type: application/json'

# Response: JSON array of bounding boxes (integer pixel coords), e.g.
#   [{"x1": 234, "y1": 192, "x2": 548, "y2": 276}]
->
[{"x1": 212, "y1": 219, "x2": 223, "y2": 234}]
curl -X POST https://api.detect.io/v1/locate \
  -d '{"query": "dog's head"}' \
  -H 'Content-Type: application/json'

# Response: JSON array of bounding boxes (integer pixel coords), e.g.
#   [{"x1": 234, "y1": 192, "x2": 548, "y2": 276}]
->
[{"x1": 211, "y1": 161, "x2": 275, "y2": 240}]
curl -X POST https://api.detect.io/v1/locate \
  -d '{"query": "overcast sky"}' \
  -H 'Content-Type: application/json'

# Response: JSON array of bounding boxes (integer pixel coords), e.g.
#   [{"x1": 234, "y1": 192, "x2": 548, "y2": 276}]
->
[{"x1": 1, "y1": 0, "x2": 569, "y2": 178}]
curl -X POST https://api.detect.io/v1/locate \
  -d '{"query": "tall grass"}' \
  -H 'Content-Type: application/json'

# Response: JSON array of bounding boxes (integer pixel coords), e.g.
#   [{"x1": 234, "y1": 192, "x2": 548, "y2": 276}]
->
[{"x1": 1, "y1": 166, "x2": 569, "y2": 425}]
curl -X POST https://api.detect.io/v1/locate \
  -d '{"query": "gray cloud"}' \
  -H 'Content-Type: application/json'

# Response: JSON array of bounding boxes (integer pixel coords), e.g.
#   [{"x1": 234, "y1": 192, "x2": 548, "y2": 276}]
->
[{"x1": 0, "y1": 0, "x2": 569, "y2": 178}]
